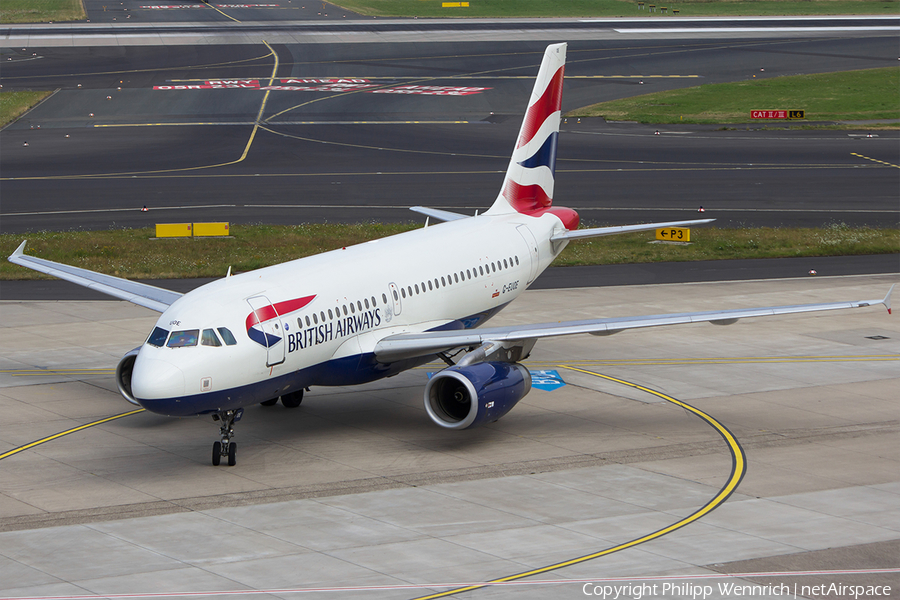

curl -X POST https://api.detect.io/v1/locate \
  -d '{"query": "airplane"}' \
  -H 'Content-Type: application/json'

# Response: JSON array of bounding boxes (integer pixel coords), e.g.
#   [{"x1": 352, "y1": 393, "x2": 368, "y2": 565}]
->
[{"x1": 9, "y1": 43, "x2": 893, "y2": 466}]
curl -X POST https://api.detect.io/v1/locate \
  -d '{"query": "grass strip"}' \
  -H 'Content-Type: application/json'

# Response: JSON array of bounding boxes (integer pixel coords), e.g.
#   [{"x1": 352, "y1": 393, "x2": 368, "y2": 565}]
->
[
  {"x1": 0, "y1": 91, "x2": 54, "y2": 128},
  {"x1": 2, "y1": 223, "x2": 896, "y2": 280},
  {"x1": 0, "y1": 0, "x2": 85, "y2": 23},
  {"x1": 567, "y1": 67, "x2": 900, "y2": 125},
  {"x1": 333, "y1": 0, "x2": 898, "y2": 17}
]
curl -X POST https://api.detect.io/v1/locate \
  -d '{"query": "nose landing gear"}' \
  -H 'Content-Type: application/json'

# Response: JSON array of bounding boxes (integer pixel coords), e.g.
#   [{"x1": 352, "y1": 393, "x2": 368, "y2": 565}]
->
[{"x1": 211, "y1": 408, "x2": 242, "y2": 466}]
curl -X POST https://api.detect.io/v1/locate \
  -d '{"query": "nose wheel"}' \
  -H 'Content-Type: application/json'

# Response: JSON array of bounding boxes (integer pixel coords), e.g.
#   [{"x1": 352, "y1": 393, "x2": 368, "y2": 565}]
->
[{"x1": 211, "y1": 408, "x2": 242, "y2": 466}]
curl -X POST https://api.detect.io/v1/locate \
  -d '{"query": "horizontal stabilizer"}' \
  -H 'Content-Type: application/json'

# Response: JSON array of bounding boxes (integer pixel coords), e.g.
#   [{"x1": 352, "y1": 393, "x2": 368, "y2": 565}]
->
[
  {"x1": 8, "y1": 241, "x2": 181, "y2": 313},
  {"x1": 550, "y1": 219, "x2": 715, "y2": 242},
  {"x1": 409, "y1": 206, "x2": 469, "y2": 222}
]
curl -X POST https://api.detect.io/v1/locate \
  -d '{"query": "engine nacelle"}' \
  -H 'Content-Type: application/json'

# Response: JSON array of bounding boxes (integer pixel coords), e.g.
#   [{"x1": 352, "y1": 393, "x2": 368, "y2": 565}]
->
[
  {"x1": 424, "y1": 362, "x2": 531, "y2": 430},
  {"x1": 116, "y1": 347, "x2": 143, "y2": 407}
]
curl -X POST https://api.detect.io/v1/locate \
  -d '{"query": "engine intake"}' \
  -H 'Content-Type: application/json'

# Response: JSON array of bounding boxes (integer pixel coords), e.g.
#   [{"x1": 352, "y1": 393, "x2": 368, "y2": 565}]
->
[
  {"x1": 116, "y1": 347, "x2": 143, "y2": 407},
  {"x1": 424, "y1": 362, "x2": 531, "y2": 429}
]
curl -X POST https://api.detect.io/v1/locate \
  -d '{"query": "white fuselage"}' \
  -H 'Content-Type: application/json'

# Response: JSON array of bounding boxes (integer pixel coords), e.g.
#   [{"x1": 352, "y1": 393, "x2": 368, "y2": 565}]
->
[{"x1": 130, "y1": 211, "x2": 568, "y2": 416}]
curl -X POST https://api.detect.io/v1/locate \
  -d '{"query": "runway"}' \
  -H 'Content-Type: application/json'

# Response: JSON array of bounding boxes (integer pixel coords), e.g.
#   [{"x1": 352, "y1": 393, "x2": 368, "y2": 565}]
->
[
  {"x1": 1, "y1": 276, "x2": 898, "y2": 598},
  {"x1": 2, "y1": 35, "x2": 898, "y2": 233}
]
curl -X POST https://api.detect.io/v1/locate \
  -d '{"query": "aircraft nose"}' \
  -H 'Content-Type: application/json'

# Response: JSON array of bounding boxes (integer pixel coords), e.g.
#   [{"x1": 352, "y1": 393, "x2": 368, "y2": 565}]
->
[{"x1": 132, "y1": 357, "x2": 185, "y2": 402}]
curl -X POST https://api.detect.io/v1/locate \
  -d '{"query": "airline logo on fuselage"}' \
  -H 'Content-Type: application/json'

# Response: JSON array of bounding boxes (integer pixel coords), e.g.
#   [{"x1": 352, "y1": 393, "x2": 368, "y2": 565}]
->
[{"x1": 245, "y1": 295, "x2": 316, "y2": 348}]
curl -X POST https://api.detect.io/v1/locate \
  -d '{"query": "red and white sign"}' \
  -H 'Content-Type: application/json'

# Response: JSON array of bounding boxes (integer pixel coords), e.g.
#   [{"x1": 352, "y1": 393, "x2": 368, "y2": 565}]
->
[
  {"x1": 751, "y1": 110, "x2": 788, "y2": 119},
  {"x1": 371, "y1": 85, "x2": 489, "y2": 96},
  {"x1": 154, "y1": 80, "x2": 260, "y2": 89},
  {"x1": 153, "y1": 79, "x2": 492, "y2": 96},
  {"x1": 142, "y1": 4, "x2": 278, "y2": 8}
]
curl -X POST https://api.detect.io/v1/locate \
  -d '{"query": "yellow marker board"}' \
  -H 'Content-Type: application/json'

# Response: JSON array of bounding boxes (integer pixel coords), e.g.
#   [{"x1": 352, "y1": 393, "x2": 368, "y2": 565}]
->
[
  {"x1": 156, "y1": 223, "x2": 192, "y2": 238},
  {"x1": 194, "y1": 222, "x2": 230, "y2": 237},
  {"x1": 442, "y1": 2, "x2": 469, "y2": 6},
  {"x1": 656, "y1": 227, "x2": 690, "y2": 242}
]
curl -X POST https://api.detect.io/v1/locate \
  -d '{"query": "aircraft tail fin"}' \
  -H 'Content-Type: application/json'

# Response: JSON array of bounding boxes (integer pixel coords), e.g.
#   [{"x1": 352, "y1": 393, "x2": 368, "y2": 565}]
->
[{"x1": 487, "y1": 43, "x2": 567, "y2": 220}]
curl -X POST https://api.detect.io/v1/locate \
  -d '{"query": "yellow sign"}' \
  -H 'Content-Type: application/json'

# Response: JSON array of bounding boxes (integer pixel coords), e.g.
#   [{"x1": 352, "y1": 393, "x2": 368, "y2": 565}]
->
[
  {"x1": 155, "y1": 223, "x2": 230, "y2": 238},
  {"x1": 656, "y1": 227, "x2": 691, "y2": 242},
  {"x1": 194, "y1": 222, "x2": 230, "y2": 237},
  {"x1": 156, "y1": 223, "x2": 192, "y2": 238},
  {"x1": 788, "y1": 110, "x2": 805, "y2": 119},
  {"x1": 442, "y1": 1, "x2": 469, "y2": 6}
]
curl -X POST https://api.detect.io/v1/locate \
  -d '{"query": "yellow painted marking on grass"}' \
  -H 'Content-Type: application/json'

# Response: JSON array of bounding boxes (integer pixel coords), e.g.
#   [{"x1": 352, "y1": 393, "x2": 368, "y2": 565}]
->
[
  {"x1": 851, "y1": 152, "x2": 900, "y2": 169},
  {"x1": 411, "y1": 367, "x2": 746, "y2": 600},
  {"x1": 0, "y1": 409, "x2": 145, "y2": 461}
]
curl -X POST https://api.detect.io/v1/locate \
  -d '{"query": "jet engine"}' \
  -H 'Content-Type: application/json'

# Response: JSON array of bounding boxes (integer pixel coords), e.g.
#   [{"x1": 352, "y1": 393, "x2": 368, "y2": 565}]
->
[
  {"x1": 424, "y1": 362, "x2": 531, "y2": 430},
  {"x1": 116, "y1": 347, "x2": 143, "y2": 407}
]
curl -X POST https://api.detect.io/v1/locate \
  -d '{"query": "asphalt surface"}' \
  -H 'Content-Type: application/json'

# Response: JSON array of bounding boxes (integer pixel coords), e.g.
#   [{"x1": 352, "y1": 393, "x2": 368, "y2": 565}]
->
[
  {"x1": 2, "y1": 254, "x2": 898, "y2": 301},
  {"x1": 2, "y1": 36, "x2": 899, "y2": 233}
]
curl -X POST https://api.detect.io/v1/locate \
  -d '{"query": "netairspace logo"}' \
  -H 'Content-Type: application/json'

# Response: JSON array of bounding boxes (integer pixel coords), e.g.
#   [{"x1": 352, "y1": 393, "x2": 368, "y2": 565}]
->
[{"x1": 582, "y1": 582, "x2": 893, "y2": 599}]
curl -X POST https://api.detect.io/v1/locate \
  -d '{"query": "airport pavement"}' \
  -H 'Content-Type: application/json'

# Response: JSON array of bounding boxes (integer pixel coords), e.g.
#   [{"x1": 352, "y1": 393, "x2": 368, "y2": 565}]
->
[{"x1": 1, "y1": 275, "x2": 897, "y2": 598}]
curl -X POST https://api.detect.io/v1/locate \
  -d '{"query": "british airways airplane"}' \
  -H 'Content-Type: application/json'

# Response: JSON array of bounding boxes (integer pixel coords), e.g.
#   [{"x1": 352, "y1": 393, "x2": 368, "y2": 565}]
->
[{"x1": 10, "y1": 43, "x2": 893, "y2": 466}]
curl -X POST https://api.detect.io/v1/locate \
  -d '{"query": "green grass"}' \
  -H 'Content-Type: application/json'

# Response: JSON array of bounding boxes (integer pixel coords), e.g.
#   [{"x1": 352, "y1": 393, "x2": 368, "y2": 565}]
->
[
  {"x1": 334, "y1": 0, "x2": 898, "y2": 17},
  {"x1": 0, "y1": 91, "x2": 54, "y2": 128},
  {"x1": 0, "y1": 0, "x2": 86, "y2": 23},
  {"x1": 3, "y1": 223, "x2": 896, "y2": 280},
  {"x1": 567, "y1": 67, "x2": 900, "y2": 125}
]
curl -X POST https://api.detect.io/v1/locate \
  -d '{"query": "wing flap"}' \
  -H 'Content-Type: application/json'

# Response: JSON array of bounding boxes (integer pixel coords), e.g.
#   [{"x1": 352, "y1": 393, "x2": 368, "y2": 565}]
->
[
  {"x1": 9, "y1": 241, "x2": 181, "y2": 313},
  {"x1": 373, "y1": 289, "x2": 893, "y2": 362}
]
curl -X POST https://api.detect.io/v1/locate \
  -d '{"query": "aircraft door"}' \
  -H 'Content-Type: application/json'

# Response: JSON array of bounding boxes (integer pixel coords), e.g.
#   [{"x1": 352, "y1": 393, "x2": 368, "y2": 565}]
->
[
  {"x1": 516, "y1": 225, "x2": 540, "y2": 284},
  {"x1": 246, "y1": 295, "x2": 286, "y2": 367},
  {"x1": 388, "y1": 283, "x2": 402, "y2": 317}
]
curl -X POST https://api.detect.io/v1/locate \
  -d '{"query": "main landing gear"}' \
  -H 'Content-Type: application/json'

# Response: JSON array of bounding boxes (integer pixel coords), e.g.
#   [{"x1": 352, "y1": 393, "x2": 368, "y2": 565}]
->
[
  {"x1": 260, "y1": 388, "x2": 304, "y2": 408},
  {"x1": 211, "y1": 408, "x2": 242, "y2": 466}
]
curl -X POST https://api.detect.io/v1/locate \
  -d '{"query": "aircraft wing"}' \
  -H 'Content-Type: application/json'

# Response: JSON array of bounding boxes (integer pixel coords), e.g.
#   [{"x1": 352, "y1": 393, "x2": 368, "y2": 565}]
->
[
  {"x1": 550, "y1": 219, "x2": 715, "y2": 242},
  {"x1": 8, "y1": 241, "x2": 181, "y2": 313},
  {"x1": 374, "y1": 286, "x2": 894, "y2": 362}
]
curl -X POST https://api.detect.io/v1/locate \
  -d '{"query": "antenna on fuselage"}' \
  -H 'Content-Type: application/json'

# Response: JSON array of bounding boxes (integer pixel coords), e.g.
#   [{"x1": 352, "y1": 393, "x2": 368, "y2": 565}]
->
[{"x1": 226, "y1": 266, "x2": 232, "y2": 278}]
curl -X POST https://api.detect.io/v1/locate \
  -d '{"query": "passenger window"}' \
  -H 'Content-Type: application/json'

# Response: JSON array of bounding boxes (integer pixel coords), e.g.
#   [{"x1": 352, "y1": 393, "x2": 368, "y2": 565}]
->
[
  {"x1": 407, "y1": 287, "x2": 412, "y2": 297},
  {"x1": 364, "y1": 298, "x2": 370, "y2": 309},
  {"x1": 320, "y1": 311, "x2": 326, "y2": 323},
  {"x1": 313, "y1": 313, "x2": 318, "y2": 325},
  {"x1": 343, "y1": 305, "x2": 348, "y2": 316},
  {"x1": 217, "y1": 327, "x2": 237, "y2": 346},
  {"x1": 492, "y1": 262, "x2": 496, "y2": 272},
  {"x1": 350, "y1": 303, "x2": 355, "y2": 314},
  {"x1": 328, "y1": 309, "x2": 333, "y2": 320},
  {"x1": 428, "y1": 280, "x2": 433, "y2": 291},
  {"x1": 167, "y1": 330, "x2": 199, "y2": 348},
  {"x1": 401, "y1": 288, "x2": 406, "y2": 298},
  {"x1": 306, "y1": 315, "x2": 311, "y2": 327},
  {"x1": 515, "y1": 256, "x2": 519, "y2": 265},
  {"x1": 392, "y1": 290, "x2": 398, "y2": 301},
  {"x1": 357, "y1": 301, "x2": 362, "y2": 311},
  {"x1": 454, "y1": 273, "x2": 459, "y2": 283},
  {"x1": 479, "y1": 266, "x2": 484, "y2": 276},
  {"x1": 467, "y1": 269, "x2": 471, "y2": 279},
  {"x1": 382, "y1": 293, "x2": 387, "y2": 304},
  {"x1": 441, "y1": 276, "x2": 446, "y2": 286},
  {"x1": 434, "y1": 278, "x2": 439, "y2": 288},
  {"x1": 147, "y1": 326, "x2": 169, "y2": 347},
  {"x1": 415, "y1": 283, "x2": 420, "y2": 294},
  {"x1": 201, "y1": 329, "x2": 222, "y2": 347}
]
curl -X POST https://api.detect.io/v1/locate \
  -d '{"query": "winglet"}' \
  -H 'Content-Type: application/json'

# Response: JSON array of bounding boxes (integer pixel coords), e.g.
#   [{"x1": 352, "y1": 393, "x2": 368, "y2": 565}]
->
[
  {"x1": 884, "y1": 284, "x2": 894, "y2": 315},
  {"x1": 10, "y1": 240, "x2": 27, "y2": 261}
]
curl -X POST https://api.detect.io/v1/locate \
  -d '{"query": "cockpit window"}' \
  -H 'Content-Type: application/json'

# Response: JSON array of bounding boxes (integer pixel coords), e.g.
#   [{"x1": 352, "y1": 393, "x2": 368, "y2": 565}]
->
[
  {"x1": 147, "y1": 327, "x2": 169, "y2": 347},
  {"x1": 167, "y1": 330, "x2": 199, "y2": 348},
  {"x1": 201, "y1": 329, "x2": 221, "y2": 347},
  {"x1": 217, "y1": 327, "x2": 237, "y2": 346}
]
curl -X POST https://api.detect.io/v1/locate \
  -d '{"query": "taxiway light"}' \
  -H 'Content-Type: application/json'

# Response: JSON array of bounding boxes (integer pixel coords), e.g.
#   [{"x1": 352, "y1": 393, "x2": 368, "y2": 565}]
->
[{"x1": 809, "y1": 270, "x2": 817, "y2": 275}]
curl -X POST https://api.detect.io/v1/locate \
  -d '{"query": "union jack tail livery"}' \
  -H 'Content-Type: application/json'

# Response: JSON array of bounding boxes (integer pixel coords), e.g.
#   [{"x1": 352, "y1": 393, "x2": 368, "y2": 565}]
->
[{"x1": 488, "y1": 43, "x2": 577, "y2": 229}]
